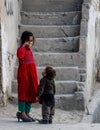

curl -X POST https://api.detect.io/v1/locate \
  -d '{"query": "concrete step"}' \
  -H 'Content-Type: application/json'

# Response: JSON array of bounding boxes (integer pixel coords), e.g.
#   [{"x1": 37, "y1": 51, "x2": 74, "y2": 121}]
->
[
  {"x1": 34, "y1": 53, "x2": 84, "y2": 67},
  {"x1": 22, "y1": 0, "x2": 83, "y2": 12},
  {"x1": 33, "y1": 37, "x2": 79, "y2": 53},
  {"x1": 79, "y1": 73, "x2": 86, "y2": 82},
  {"x1": 55, "y1": 92, "x2": 84, "y2": 110},
  {"x1": 8, "y1": 92, "x2": 84, "y2": 110},
  {"x1": 14, "y1": 66, "x2": 79, "y2": 81},
  {"x1": 79, "y1": 68, "x2": 86, "y2": 82},
  {"x1": 21, "y1": 11, "x2": 81, "y2": 25},
  {"x1": 11, "y1": 80, "x2": 78, "y2": 94},
  {"x1": 16, "y1": 53, "x2": 85, "y2": 67},
  {"x1": 19, "y1": 25, "x2": 80, "y2": 38},
  {"x1": 38, "y1": 67, "x2": 79, "y2": 81},
  {"x1": 79, "y1": 68, "x2": 86, "y2": 73}
]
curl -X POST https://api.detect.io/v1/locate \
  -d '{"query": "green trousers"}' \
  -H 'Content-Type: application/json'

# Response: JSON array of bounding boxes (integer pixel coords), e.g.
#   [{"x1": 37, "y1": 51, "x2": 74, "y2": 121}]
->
[{"x1": 18, "y1": 101, "x2": 32, "y2": 113}]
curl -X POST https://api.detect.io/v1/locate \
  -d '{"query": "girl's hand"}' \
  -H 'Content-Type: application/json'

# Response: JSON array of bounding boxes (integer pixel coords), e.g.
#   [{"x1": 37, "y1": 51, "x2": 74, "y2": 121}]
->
[
  {"x1": 23, "y1": 41, "x2": 29, "y2": 47},
  {"x1": 36, "y1": 96, "x2": 39, "y2": 102},
  {"x1": 36, "y1": 96, "x2": 39, "y2": 98}
]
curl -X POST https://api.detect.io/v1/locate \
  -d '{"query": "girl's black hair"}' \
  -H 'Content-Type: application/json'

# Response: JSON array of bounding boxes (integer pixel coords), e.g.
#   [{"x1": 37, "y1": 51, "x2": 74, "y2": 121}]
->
[{"x1": 20, "y1": 31, "x2": 34, "y2": 46}]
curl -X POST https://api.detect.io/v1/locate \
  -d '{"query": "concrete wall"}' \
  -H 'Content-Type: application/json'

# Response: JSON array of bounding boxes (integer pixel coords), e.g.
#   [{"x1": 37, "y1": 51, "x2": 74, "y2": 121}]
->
[
  {"x1": 80, "y1": 0, "x2": 100, "y2": 106},
  {"x1": 0, "y1": 0, "x2": 4, "y2": 106},
  {"x1": 1, "y1": 0, "x2": 19, "y2": 105}
]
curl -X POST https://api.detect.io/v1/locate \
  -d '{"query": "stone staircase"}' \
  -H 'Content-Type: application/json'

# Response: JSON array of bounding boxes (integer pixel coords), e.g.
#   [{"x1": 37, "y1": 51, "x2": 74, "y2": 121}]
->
[{"x1": 10, "y1": 0, "x2": 86, "y2": 110}]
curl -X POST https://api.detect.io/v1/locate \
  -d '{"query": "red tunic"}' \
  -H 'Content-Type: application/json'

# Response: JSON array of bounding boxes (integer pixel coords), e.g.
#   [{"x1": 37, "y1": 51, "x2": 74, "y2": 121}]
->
[{"x1": 17, "y1": 46, "x2": 39, "y2": 103}]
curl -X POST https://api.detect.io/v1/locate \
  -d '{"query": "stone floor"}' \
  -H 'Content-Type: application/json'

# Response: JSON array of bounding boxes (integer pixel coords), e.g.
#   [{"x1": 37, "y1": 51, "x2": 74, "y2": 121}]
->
[
  {"x1": 0, "y1": 103, "x2": 84, "y2": 124},
  {"x1": 0, "y1": 118, "x2": 99, "y2": 130},
  {"x1": 1, "y1": 84, "x2": 100, "y2": 129}
]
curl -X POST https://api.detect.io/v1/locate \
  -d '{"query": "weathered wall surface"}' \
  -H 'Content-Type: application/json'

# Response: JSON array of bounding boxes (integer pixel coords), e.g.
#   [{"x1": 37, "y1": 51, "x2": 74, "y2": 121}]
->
[
  {"x1": 1, "y1": 0, "x2": 19, "y2": 105},
  {"x1": 80, "y1": 0, "x2": 100, "y2": 106},
  {"x1": 0, "y1": 0, "x2": 4, "y2": 106}
]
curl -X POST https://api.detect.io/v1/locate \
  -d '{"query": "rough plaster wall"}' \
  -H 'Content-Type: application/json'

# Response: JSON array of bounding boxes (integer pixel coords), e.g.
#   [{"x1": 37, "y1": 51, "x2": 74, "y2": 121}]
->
[
  {"x1": 86, "y1": 8, "x2": 97, "y2": 102},
  {"x1": 95, "y1": 18, "x2": 100, "y2": 82},
  {"x1": 80, "y1": 0, "x2": 100, "y2": 106},
  {"x1": 93, "y1": 101, "x2": 100, "y2": 123},
  {"x1": 1, "y1": 0, "x2": 19, "y2": 105},
  {"x1": 0, "y1": 0, "x2": 4, "y2": 106}
]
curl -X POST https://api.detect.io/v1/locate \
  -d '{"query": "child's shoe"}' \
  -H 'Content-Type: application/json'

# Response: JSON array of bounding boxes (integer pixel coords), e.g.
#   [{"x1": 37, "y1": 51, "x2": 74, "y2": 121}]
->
[
  {"x1": 39, "y1": 119, "x2": 49, "y2": 124},
  {"x1": 49, "y1": 119, "x2": 52, "y2": 124}
]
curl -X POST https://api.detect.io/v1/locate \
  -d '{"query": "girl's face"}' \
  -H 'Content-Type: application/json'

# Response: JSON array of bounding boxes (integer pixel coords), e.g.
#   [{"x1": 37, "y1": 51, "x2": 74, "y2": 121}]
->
[{"x1": 27, "y1": 36, "x2": 34, "y2": 47}]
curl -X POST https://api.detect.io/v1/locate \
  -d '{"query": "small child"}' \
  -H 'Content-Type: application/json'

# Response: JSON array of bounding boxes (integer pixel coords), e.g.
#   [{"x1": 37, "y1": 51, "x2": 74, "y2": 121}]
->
[{"x1": 37, "y1": 66, "x2": 56, "y2": 124}]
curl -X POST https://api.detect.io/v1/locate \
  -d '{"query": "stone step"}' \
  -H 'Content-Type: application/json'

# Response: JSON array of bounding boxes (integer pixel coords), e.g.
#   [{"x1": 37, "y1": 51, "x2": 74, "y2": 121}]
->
[
  {"x1": 21, "y1": 11, "x2": 81, "y2": 25},
  {"x1": 11, "y1": 80, "x2": 78, "y2": 94},
  {"x1": 19, "y1": 25, "x2": 80, "y2": 38},
  {"x1": 8, "y1": 92, "x2": 84, "y2": 110},
  {"x1": 79, "y1": 73, "x2": 86, "y2": 82},
  {"x1": 14, "y1": 66, "x2": 79, "y2": 81},
  {"x1": 16, "y1": 52, "x2": 85, "y2": 67},
  {"x1": 16, "y1": 53, "x2": 85, "y2": 67},
  {"x1": 38, "y1": 67, "x2": 79, "y2": 81},
  {"x1": 22, "y1": 0, "x2": 83, "y2": 12},
  {"x1": 34, "y1": 53, "x2": 84, "y2": 67},
  {"x1": 33, "y1": 37, "x2": 79, "y2": 53},
  {"x1": 79, "y1": 68, "x2": 86, "y2": 73},
  {"x1": 55, "y1": 92, "x2": 84, "y2": 110}
]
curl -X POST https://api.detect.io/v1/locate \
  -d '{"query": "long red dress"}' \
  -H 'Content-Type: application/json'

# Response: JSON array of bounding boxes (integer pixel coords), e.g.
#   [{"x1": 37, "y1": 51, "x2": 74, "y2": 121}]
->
[{"x1": 17, "y1": 46, "x2": 39, "y2": 103}]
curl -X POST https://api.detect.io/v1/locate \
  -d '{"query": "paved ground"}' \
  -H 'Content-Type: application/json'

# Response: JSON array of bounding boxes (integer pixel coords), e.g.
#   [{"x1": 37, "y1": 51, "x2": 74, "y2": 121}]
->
[
  {"x1": 0, "y1": 83, "x2": 100, "y2": 129},
  {"x1": 0, "y1": 103, "x2": 85, "y2": 130},
  {"x1": 0, "y1": 118, "x2": 100, "y2": 130},
  {"x1": 0, "y1": 103, "x2": 84, "y2": 124}
]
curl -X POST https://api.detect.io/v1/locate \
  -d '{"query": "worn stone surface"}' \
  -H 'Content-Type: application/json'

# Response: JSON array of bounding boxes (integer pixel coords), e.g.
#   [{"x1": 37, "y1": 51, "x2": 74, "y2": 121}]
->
[
  {"x1": 38, "y1": 67, "x2": 79, "y2": 81},
  {"x1": 9, "y1": 92, "x2": 84, "y2": 110},
  {"x1": 80, "y1": 19, "x2": 88, "y2": 36},
  {"x1": 16, "y1": 52, "x2": 85, "y2": 67},
  {"x1": 32, "y1": 37, "x2": 79, "y2": 53},
  {"x1": 79, "y1": 36, "x2": 87, "y2": 54},
  {"x1": 79, "y1": 73, "x2": 86, "y2": 82},
  {"x1": 0, "y1": 0, "x2": 19, "y2": 105},
  {"x1": 56, "y1": 92, "x2": 84, "y2": 110},
  {"x1": 0, "y1": 102, "x2": 84, "y2": 124},
  {"x1": 93, "y1": 101, "x2": 100, "y2": 123},
  {"x1": 21, "y1": 11, "x2": 81, "y2": 25},
  {"x1": 0, "y1": 24, "x2": 3, "y2": 106},
  {"x1": 19, "y1": 25, "x2": 80, "y2": 38},
  {"x1": 14, "y1": 66, "x2": 79, "y2": 81},
  {"x1": 33, "y1": 53, "x2": 83, "y2": 67},
  {"x1": 0, "y1": 119, "x2": 100, "y2": 130},
  {"x1": 22, "y1": 0, "x2": 83, "y2": 12},
  {"x1": 81, "y1": 0, "x2": 100, "y2": 104},
  {"x1": 12, "y1": 80, "x2": 78, "y2": 94}
]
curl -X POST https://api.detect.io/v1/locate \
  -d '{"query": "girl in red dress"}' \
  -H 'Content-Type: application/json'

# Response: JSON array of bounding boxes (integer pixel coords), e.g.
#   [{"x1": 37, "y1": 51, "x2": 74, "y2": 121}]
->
[{"x1": 16, "y1": 31, "x2": 39, "y2": 122}]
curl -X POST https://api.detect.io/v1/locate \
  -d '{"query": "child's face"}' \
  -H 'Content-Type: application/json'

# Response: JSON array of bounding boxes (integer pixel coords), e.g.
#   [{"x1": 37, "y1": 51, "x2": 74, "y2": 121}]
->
[
  {"x1": 42, "y1": 69, "x2": 46, "y2": 77},
  {"x1": 26, "y1": 36, "x2": 34, "y2": 48}
]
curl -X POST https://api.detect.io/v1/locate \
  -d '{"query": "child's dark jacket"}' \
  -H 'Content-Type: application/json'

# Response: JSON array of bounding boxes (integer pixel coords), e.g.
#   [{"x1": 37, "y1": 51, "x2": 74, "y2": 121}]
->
[{"x1": 37, "y1": 76, "x2": 56, "y2": 106}]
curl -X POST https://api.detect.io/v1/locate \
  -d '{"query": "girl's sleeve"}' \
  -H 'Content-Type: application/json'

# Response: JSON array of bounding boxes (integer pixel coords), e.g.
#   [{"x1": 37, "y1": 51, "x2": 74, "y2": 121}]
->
[{"x1": 17, "y1": 46, "x2": 26, "y2": 58}]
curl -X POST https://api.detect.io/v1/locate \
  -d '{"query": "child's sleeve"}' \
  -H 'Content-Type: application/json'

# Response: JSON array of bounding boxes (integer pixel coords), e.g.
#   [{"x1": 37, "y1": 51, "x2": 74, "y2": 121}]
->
[
  {"x1": 53, "y1": 80, "x2": 56, "y2": 94},
  {"x1": 17, "y1": 46, "x2": 26, "y2": 58},
  {"x1": 37, "y1": 78, "x2": 46, "y2": 97}
]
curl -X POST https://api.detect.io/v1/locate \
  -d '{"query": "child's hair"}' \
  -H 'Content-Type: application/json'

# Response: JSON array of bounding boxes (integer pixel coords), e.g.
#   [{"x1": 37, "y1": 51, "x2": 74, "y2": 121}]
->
[
  {"x1": 45, "y1": 66, "x2": 56, "y2": 79},
  {"x1": 20, "y1": 31, "x2": 35, "y2": 46}
]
